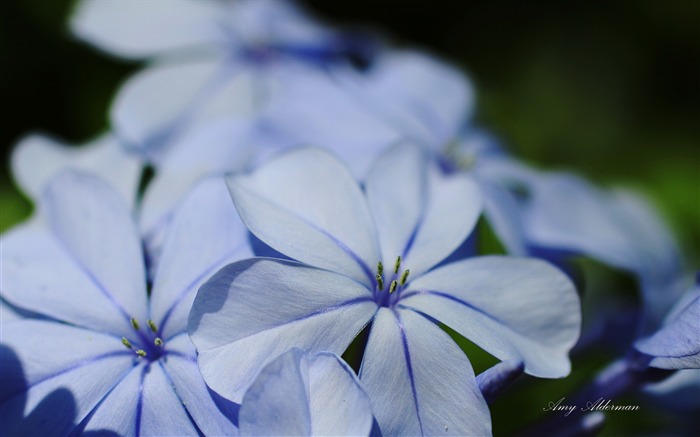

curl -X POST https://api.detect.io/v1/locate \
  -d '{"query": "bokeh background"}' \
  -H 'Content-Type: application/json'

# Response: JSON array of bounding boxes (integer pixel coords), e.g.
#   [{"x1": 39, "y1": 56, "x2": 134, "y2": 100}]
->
[{"x1": 2, "y1": 0, "x2": 699, "y2": 435}]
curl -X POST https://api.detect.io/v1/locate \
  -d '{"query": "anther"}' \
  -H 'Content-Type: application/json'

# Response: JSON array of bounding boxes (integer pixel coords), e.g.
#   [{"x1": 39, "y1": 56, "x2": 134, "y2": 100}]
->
[
  {"x1": 394, "y1": 256, "x2": 402, "y2": 274},
  {"x1": 154, "y1": 338, "x2": 164, "y2": 347},
  {"x1": 377, "y1": 261, "x2": 383, "y2": 276},
  {"x1": 135, "y1": 349, "x2": 147, "y2": 358},
  {"x1": 147, "y1": 320, "x2": 158, "y2": 333},
  {"x1": 121, "y1": 337, "x2": 133, "y2": 350},
  {"x1": 130, "y1": 318, "x2": 140, "y2": 330},
  {"x1": 400, "y1": 269, "x2": 410, "y2": 285},
  {"x1": 376, "y1": 274, "x2": 384, "y2": 290},
  {"x1": 389, "y1": 280, "x2": 398, "y2": 293}
]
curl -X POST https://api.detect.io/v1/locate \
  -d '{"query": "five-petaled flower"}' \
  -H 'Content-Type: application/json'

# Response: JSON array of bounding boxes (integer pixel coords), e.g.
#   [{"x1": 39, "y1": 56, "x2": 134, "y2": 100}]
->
[
  {"x1": 1, "y1": 173, "x2": 251, "y2": 435},
  {"x1": 189, "y1": 143, "x2": 582, "y2": 436}
]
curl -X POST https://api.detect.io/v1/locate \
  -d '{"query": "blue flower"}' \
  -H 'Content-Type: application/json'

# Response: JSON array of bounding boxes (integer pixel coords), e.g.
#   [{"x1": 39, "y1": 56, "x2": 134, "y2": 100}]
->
[
  {"x1": 1, "y1": 172, "x2": 251, "y2": 435},
  {"x1": 189, "y1": 143, "x2": 581, "y2": 435},
  {"x1": 636, "y1": 285, "x2": 700, "y2": 369},
  {"x1": 71, "y1": 0, "x2": 376, "y2": 165},
  {"x1": 239, "y1": 349, "x2": 373, "y2": 436}
]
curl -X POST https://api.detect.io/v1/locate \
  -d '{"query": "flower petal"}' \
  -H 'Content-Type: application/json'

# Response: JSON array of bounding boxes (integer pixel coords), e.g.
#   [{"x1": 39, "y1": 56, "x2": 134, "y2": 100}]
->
[
  {"x1": 160, "y1": 335, "x2": 238, "y2": 436},
  {"x1": 240, "y1": 349, "x2": 373, "y2": 436},
  {"x1": 0, "y1": 321, "x2": 134, "y2": 436},
  {"x1": 239, "y1": 349, "x2": 312, "y2": 436},
  {"x1": 341, "y1": 50, "x2": 473, "y2": 148},
  {"x1": 112, "y1": 60, "x2": 256, "y2": 163},
  {"x1": 477, "y1": 177, "x2": 527, "y2": 255},
  {"x1": 2, "y1": 221, "x2": 137, "y2": 336},
  {"x1": 476, "y1": 360, "x2": 524, "y2": 404},
  {"x1": 150, "y1": 177, "x2": 254, "y2": 339},
  {"x1": 636, "y1": 289, "x2": 700, "y2": 369},
  {"x1": 189, "y1": 258, "x2": 377, "y2": 402},
  {"x1": 365, "y1": 142, "x2": 482, "y2": 277},
  {"x1": 360, "y1": 308, "x2": 491, "y2": 436},
  {"x1": 308, "y1": 352, "x2": 373, "y2": 436},
  {"x1": 402, "y1": 256, "x2": 581, "y2": 377},
  {"x1": 42, "y1": 172, "x2": 148, "y2": 327},
  {"x1": 259, "y1": 66, "x2": 401, "y2": 178},
  {"x1": 70, "y1": 0, "x2": 227, "y2": 59},
  {"x1": 139, "y1": 119, "x2": 262, "y2": 248},
  {"x1": 11, "y1": 133, "x2": 141, "y2": 208},
  {"x1": 227, "y1": 148, "x2": 381, "y2": 285}
]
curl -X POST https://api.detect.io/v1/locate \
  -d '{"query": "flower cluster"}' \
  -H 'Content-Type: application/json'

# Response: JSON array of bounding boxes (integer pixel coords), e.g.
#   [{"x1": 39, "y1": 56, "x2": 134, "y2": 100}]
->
[{"x1": 1, "y1": 1, "x2": 697, "y2": 436}]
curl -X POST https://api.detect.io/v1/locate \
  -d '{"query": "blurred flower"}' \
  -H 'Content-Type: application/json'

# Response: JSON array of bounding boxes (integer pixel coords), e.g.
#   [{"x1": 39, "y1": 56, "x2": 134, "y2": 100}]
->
[
  {"x1": 10, "y1": 133, "x2": 141, "y2": 209},
  {"x1": 1, "y1": 172, "x2": 250, "y2": 435},
  {"x1": 189, "y1": 143, "x2": 581, "y2": 435},
  {"x1": 636, "y1": 285, "x2": 700, "y2": 369},
  {"x1": 239, "y1": 349, "x2": 373, "y2": 436},
  {"x1": 71, "y1": 0, "x2": 377, "y2": 165}
]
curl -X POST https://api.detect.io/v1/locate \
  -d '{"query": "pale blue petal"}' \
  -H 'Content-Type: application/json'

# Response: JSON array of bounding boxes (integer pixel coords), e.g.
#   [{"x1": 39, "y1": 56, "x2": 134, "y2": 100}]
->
[
  {"x1": 366, "y1": 142, "x2": 482, "y2": 277},
  {"x1": 308, "y1": 352, "x2": 373, "y2": 436},
  {"x1": 402, "y1": 256, "x2": 581, "y2": 377},
  {"x1": 43, "y1": 172, "x2": 148, "y2": 327},
  {"x1": 150, "y1": 178, "x2": 253, "y2": 339},
  {"x1": 523, "y1": 174, "x2": 679, "y2": 278},
  {"x1": 11, "y1": 133, "x2": 141, "y2": 208},
  {"x1": 139, "y1": 119, "x2": 262, "y2": 246},
  {"x1": 240, "y1": 349, "x2": 373, "y2": 437},
  {"x1": 477, "y1": 177, "x2": 527, "y2": 255},
  {"x1": 259, "y1": 66, "x2": 401, "y2": 178},
  {"x1": 2, "y1": 220, "x2": 138, "y2": 336},
  {"x1": 239, "y1": 349, "x2": 312, "y2": 436},
  {"x1": 360, "y1": 308, "x2": 491, "y2": 436},
  {"x1": 227, "y1": 148, "x2": 381, "y2": 285},
  {"x1": 189, "y1": 258, "x2": 377, "y2": 402},
  {"x1": 81, "y1": 363, "x2": 142, "y2": 435},
  {"x1": 1, "y1": 321, "x2": 134, "y2": 436},
  {"x1": 70, "y1": 0, "x2": 227, "y2": 59},
  {"x1": 112, "y1": 60, "x2": 256, "y2": 163},
  {"x1": 636, "y1": 289, "x2": 700, "y2": 369},
  {"x1": 339, "y1": 50, "x2": 473, "y2": 148},
  {"x1": 160, "y1": 334, "x2": 238, "y2": 435}
]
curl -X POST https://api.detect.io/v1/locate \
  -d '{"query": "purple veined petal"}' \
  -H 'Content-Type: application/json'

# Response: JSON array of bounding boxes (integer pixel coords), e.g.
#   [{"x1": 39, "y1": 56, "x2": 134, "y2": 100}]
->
[
  {"x1": 42, "y1": 172, "x2": 148, "y2": 328},
  {"x1": 365, "y1": 142, "x2": 482, "y2": 278},
  {"x1": 189, "y1": 258, "x2": 377, "y2": 402},
  {"x1": 240, "y1": 349, "x2": 373, "y2": 436},
  {"x1": 0, "y1": 321, "x2": 135, "y2": 436},
  {"x1": 111, "y1": 59, "x2": 258, "y2": 164},
  {"x1": 150, "y1": 177, "x2": 253, "y2": 339},
  {"x1": 401, "y1": 256, "x2": 581, "y2": 378},
  {"x1": 258, "y1": 66, "x2": 402, "y2": 179},
  {"x1": 360, "y1": 308, "x2": 491, "y2": 436},
  {"x1": 337, "y1": 50, "x2": 473, "y2": 149},
  {"x1": 226, "y1": 148, "x2": 381, "y2": 286},
  {"x1": 636, "y1": 289, "x2": 700, "y2": 369},
  {"x1": 139, "y1": 118, "x2": 263, "y2": 249},
  {"x1": 239, "y1": 349, "x2": 312, "y2": 436},
  {"x1": 2, "y1": 217, "x2": 138, "y2": 336},
  {"x1": 10, "y1": 133, "x2": 141, "y2": 209},
  {"x1": 70, "y1": 0, "x2": 228, "y2": 59},
  {"x1": 158, "y1": 335, "x2": 238, "y2": 436}
]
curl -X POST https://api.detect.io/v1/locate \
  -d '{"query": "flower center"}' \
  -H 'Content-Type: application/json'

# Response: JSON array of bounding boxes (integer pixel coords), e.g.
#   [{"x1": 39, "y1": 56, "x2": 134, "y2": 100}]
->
[
  {"x1": 120, "y1": 318, "x2": 165, "y2": 362},
  {"x1": 374, "y1": 255, "x2": 410, "y2": 308}
]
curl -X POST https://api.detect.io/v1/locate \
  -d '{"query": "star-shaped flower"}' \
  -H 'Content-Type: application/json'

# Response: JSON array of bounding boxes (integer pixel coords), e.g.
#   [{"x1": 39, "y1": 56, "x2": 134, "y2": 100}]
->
[
  {"x1": 190, "y1": 143, "x2": 581, "y2": 435},
  {"x1": 1, "y1": 172, "x2": 251, "y2": 435}
]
